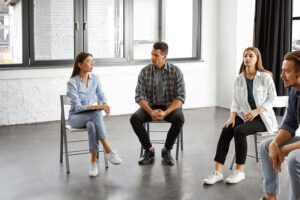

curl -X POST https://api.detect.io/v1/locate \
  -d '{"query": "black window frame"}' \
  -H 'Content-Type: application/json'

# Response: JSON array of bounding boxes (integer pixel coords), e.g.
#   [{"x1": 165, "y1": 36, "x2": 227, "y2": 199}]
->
[
  {"x1": 0, "y1": 0, "x2": 29, "y2": 68},
  {"x1": 291, "y1": 0, "x2": 300, "y2": 51},
  {"x1": 0, "y1": 0, "x2": 202, "y2": 69}
]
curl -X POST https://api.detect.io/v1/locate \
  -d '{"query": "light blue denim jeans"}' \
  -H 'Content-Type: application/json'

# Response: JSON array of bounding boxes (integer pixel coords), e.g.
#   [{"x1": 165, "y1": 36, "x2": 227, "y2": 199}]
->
[
  {"x1": 68, "y1": 110, "x2": 107, "y2": 153},
  {"x1": 260, "y1": 136, "x2": 300, "y2": 200}
]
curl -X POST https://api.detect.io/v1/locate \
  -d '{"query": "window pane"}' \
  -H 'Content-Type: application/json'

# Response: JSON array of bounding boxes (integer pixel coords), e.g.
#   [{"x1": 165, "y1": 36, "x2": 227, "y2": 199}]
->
[
  {"x1": 87, "y1": 0, "x2": 123, "y2": 59},
  {"x1": 133, "y1": 0, "x2": 158, "y2": 60},
  {"x1": 292, "y1": 20, "x2": 300, "y2": 51},
  {"x1": 34, "y1": 0, "x2": 74, "y2": 60},
  {"x1": 293, "y1": 0, "x2": 300, "y2": 17},
  {"x1": 0, "y1": 2, "x2": 22, "y2": 64},
  {"x1": 165, "y1": 0, "x2": 194, "y2": 58}
]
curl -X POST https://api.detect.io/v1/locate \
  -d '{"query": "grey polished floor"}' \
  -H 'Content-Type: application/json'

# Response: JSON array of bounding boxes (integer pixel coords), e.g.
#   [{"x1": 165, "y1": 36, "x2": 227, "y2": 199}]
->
[{"x1": 0, "y1": 108, "x2": 290, "y2": 200}]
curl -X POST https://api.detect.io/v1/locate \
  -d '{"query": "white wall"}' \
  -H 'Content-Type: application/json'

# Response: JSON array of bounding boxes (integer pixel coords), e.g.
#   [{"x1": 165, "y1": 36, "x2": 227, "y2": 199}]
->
[
  {"x1": 0, "y1": 61, "x2": 217, "y2": 126},
  {"x1": 216, "y1": 0, "x2": 255, "y2": 108}
]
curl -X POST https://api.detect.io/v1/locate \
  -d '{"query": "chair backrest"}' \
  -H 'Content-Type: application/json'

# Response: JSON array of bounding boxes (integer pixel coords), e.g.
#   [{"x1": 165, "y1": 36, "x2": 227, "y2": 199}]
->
[
  {"x1": 273, "y1": 96, "x2": 289, "y2": 108},
  {"x1": 274, "y1": 96, "x2": 289, "y2": 127},
  {"x1": 60, "y1": 94, "x2": 99, "y2": 124},
  {"x1": 60, "y1": 95, "x2": 69, "y2": 128}
]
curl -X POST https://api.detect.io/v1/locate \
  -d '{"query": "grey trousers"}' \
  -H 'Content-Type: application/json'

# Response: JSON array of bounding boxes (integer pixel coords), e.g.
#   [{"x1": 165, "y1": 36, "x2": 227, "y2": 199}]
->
[{"x1": 260, "y1": 136, "x2": 300, "y2": 200}]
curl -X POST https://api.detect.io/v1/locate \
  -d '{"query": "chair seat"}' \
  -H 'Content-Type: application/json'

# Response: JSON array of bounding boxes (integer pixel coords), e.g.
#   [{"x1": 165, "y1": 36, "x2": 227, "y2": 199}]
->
[
  {"x1": 148, "y1": 120, "x2": 168, "y2": 123},
  {"x1": 256, "y1": 129, "x2": 278, "y2": 137},
  {"x1": 65, "y1": 125, "x2": 87, "y2": 132}
]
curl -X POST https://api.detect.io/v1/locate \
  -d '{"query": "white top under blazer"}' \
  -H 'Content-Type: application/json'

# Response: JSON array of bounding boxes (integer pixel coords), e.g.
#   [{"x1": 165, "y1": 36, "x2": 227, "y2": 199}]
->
[{"x1": 230, "y1": 71, "x2": 278, "y2": 133}]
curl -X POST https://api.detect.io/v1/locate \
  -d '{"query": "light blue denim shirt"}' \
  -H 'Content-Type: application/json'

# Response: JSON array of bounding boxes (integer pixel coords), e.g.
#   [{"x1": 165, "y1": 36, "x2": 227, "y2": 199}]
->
[{"x1": 67, "y1": 73, "x2": 107, "y2": 113}]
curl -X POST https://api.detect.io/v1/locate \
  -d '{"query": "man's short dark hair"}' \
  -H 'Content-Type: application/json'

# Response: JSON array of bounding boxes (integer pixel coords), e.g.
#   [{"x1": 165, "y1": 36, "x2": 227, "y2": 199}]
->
[
  {"x1": 284, "y1": 51, "x2": 300, "y2": 72},
  {"x1": 153, "y1": 42, "x2": 168, "y2": 55}
]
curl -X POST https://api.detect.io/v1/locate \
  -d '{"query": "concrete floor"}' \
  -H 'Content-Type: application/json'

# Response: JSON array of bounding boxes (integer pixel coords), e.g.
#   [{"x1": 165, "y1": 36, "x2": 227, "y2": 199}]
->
[{"x1": 0, "y1": 107, "x2": 290, "y2": 200}]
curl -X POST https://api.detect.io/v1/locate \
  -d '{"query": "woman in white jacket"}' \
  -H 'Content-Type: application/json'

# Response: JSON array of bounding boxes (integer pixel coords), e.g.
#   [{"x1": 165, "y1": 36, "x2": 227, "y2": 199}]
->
[{"x1": 204, "y1": 47, "x2": 278, "y2": 185}]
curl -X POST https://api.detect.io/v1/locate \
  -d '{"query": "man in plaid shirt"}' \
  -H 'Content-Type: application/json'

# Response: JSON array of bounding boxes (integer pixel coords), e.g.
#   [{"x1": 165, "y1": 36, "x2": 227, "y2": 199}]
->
[{"x1": 130, "y1": 42, "x2": 186, "y2": 165}]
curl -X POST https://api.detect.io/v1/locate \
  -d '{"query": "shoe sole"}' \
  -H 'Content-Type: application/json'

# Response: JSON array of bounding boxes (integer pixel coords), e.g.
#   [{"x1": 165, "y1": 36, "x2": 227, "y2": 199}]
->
[
  {"x1": 89, "y1": 173, "x2": 98, "y2": 177},
  {"x1": 225, "y1": 177, "x2": 245, "y2": 184},
  {"x1": 138, "y1": 158, "x2": 155, "y2": 165},
  {"x1": 110, "y1": 161, "x2": 122, "y2": 165},
  {"x1": 162, "y1": 159, "x2": 174, "y2": 165},
  {"x1": 203, "y1": 178, "x2": 223, "y2": 185}
]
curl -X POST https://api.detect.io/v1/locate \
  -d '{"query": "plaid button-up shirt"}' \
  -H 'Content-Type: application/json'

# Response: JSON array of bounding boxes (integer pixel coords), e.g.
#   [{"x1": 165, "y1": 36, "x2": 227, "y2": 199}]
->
[{"x1": 135, "y1": 63, "x2": 186, "y2": 107}]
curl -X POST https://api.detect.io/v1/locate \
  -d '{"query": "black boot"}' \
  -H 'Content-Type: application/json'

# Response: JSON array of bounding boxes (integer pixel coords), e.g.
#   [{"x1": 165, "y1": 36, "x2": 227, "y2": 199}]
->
[
  {"x1": 161, "y1": 149, "x2": 174, "y2": 165},
  {"x1": 138, "y1": 148, "x2": 155, "y2": 165}
]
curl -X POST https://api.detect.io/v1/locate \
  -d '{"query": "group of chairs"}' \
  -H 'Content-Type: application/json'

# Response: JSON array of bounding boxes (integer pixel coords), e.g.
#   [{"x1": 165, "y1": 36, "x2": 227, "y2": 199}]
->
[{"x1": 59, "y1": 95, "x2": 288, "y2": 173}]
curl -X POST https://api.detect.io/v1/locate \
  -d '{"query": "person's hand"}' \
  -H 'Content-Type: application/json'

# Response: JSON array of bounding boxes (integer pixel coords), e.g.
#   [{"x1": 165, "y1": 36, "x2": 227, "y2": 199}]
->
[
  {"x1": 155, "y1": 109, "x2": 167, "y2": 121},
  {"x1": 223, "y1": 117, "x2": 235, "y2": 128},
  {"x1": 150, "y1": 110, "x2": 160, "y2": 121},
  {"x1": 101, "y1": 103, "x2": 110, "y2": 116},
  {"x1": 269, "y1": 142, "x2": 283, "y2": 172},
  {"x1": 244, "y1": 109, "x2": 259, "y2": 122},
  {"x1": 277, "y1": 146, "x2": 289, "y2": 168}
]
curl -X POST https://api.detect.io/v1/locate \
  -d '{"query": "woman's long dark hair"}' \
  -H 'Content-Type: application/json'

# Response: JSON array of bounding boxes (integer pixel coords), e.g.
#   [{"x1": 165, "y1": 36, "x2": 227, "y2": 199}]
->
[{"x1": 71, "y1": 52, "x2": 93, "y2": 78}]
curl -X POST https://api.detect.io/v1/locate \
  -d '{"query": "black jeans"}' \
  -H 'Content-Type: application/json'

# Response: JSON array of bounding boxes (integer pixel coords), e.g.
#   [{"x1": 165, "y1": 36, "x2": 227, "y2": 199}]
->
[
  {"x1": 130, "y1": 105, "x2": 184, "y2": 150},
  {"x1": 214, "y1": 115, "x2": 267, "y2": 165}
]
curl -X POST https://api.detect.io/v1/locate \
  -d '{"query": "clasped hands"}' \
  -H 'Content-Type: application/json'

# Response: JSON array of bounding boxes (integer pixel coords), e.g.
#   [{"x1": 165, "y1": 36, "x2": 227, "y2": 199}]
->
[
  {"x1": 269, "y1": 142, "x2": 288, "y2": 172},
  {"x1": 223, "y1": 109, "x2": 260, "y2": 128},
  {"x1": 150, "y1": 109, "x2": 167, "y2": 121},
  {"x1": 243, "y1": 109, "x2": 259, "y2": 122}
]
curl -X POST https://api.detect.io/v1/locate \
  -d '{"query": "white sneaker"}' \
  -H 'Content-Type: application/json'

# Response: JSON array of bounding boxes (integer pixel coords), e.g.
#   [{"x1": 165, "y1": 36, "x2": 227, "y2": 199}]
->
[
  {"x1": 89, "y1": 162, "x2": 98, "y2": 177},
  {"x1": 225, "y1": 169, "x2": 245, "y2": 184},
  {"x1": 203, "y1": 171, "x2": 224, "y2": 185},
  {"x1": 105, "y1": 150, "x2": 122, "y2": 165}
]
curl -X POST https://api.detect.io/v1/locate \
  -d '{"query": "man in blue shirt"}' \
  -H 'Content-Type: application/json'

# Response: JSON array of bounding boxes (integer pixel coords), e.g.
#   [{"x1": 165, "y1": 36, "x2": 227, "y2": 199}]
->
[
  {"x1": 260, "y1": 51, "x2": 300, "y2": 200},
  {"x1": 130, "y1": 42, "x2": 186, "y2": 165}
]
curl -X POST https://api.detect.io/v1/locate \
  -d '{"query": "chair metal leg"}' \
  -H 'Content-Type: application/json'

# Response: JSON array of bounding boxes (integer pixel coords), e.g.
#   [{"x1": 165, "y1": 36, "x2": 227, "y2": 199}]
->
[
  {"x1": 141, "y1": 122, "x2": 183, "y2": 161},
  {"x1": 230, "y1": 153, "x2": 236, "y2": 170},
  {"x1": 254, "y1": 134, "x2": 259, "y2": 162},
  {"x1": 63, "y1": 130, "x2": 70, "y2": 173},
  {"x1": 176, "y1": 134, "x2": 180, "y2": 160},
  {"x1": 104, "y1": 152, "x2": 109, "y2": 168},
  {"x1": 139, "y1": 123, "x2": 147, "y2": 157},
  {"x1": 140, "y1": 145, "x2": 144, "y2": 157},
  {"x1": 60, "y1": 123, "x2": 64, "y2": 163},
  {"x1": 180, "y1": 129, "x2": 183, "y2": 151},
  {"x1": 97, "y1": 142, "x2": 100, "y2": 159},
  {"x1": 146, "y1": 122, "x2": 150, "y2": 134}
]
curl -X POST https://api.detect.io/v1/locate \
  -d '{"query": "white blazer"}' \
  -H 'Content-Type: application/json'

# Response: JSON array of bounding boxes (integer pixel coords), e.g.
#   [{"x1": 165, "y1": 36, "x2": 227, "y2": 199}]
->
[{"x1": 230, "y1": 71, "x2": 278, "y2": 133}]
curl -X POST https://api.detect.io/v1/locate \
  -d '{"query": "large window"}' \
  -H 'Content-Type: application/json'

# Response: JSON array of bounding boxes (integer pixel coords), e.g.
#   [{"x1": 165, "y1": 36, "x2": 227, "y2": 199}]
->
[
  {"x1": 0, "y1": 1, "x2": 22, "y2": 64},
  {"x1": 133, "y1": 0, "x2": 159, "y2": 59},
  {"x1": 0, "y1": 0, "x2": 201, "y2": 67},
  {"x1": 33, "y1": 0, "x2": 74, "y2": 60},
  {"x1": 292, "y1": 0, "x2": 300, "y2": 51},
  {"x1": 133, "y1": 0, "x2": 200, "y2": 60},
  {"x1": 87, "y1": 0, "x2": 123, "y2": 59}
]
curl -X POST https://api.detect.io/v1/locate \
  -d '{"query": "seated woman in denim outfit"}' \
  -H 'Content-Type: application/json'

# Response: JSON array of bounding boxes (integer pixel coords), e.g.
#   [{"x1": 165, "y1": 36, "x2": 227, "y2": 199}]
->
[{"x1": 67, "y1": 52, "x2": 122, "y2": 177}]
